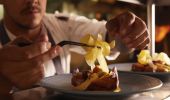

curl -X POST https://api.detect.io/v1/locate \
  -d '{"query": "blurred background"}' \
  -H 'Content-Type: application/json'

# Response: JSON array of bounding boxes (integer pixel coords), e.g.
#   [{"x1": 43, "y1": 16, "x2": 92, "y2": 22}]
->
[
  {"x1": 47, "y1": 0, "x2": 147, "y2": 21},
  {"x1": 0, "y1": 0, "x2": 170, "y2": 71}
]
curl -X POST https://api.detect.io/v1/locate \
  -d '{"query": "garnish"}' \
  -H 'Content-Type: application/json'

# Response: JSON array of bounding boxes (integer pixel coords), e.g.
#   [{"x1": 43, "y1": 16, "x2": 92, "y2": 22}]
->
[{"x1": 80, "y1": 34, "x2": 115, "y2": 73}]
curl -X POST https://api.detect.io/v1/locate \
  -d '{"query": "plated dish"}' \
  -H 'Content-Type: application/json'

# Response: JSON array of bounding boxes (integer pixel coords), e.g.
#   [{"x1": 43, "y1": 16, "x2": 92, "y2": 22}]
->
[
  {"x1": 41, "y1": 72, "x2": 162, "y2": 97},
  {"x1": 132, "y1": 50, "x2": 170, "y2": 73},
  {"x1": 41, "y1": 35, "x2": 164, "y2": 99},
  {"x1": 69, "y1": 34, "x2": 121, "y2": 92},
  {"x1": 71, "y1": 66, "x2": 120, "y2": 91},
  {"x1": 109, "y1": 63, "x2": 170, "y2": 82},
  {"x1": 109, "y1": 63, "x2": 170, "y2": 75}
]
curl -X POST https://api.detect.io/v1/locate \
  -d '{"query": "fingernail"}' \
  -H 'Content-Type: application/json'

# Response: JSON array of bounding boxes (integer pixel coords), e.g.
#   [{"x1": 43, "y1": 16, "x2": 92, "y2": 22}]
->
[
  {"x1": 52, "y1": 46, "x2": 61, "y2": 55},
  {"x1": 53, "y1": 48, "x2": 57, "y2": 54},
  {"x1": 56, "y1": 46, "x2": 61, "y2": 51},
  {"x1": 46, "y1": 42, "x2": 51, "y2": 49}
]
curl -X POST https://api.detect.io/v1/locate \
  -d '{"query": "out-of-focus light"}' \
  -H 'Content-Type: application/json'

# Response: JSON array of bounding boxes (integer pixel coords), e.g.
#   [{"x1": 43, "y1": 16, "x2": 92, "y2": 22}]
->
[
  {"x1": 0, "y1": 5, "x2": 3, "y2": 19},
  {"x1": 105, "y1": 0, "x2": 115, "y2": 3},
  {"x1": 91, "y1": 0, "x2": 99, "y2": 2},
  {"x1": 117, "y1": 0, "x2": 141, "y2": 5},
  {"x1": 70, "y1": 12, "x2": 77, "y2": 16}
]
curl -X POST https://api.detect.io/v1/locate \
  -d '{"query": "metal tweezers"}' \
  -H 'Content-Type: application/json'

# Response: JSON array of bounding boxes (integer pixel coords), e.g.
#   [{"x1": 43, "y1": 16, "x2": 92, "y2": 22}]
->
[
  {"x1": 57, "y1": 40, "x2": 100, "y2": 48},
  {"x1": 17, "y1": 40, "x2": 100, "y2": 48}
]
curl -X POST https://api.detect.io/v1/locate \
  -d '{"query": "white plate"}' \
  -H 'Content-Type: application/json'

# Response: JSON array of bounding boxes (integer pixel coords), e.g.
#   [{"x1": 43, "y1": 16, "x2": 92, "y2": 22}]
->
[
  {"x1": 41, "y1": 73, "x2": 162, "y2": 98},
  {"x1": 109, "y1": 63, "x2": 170, "y2": 75}
]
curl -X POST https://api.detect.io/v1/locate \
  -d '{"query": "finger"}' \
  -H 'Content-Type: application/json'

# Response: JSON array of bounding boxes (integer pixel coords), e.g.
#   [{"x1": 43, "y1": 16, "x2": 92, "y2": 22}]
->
[
  {"x1": 21, "y1": 41, "x2": 51, "y2": 59},
  {"x1": 0, "y1": 42, "x2": 51, "y2": 61},
  {"x1": 126, "y1": 31, "x2": 149, "y2": 48},
  {"x1": 1, "y1": 55, "x2": 46, "y2": 76},
  {"x1": 136, "y1": 38, "x2": 150, "y2": 50},
  {"x1": 0, "y1": 61, "x2": 37, "y2": 75},
  {"x1": 127, "y1": 37, "x2": 150, "y2": 50},
  {"x1": 35, "y1": 33, "x2": 49, "y2": 42},
  {"x1": 119, "y1": 12, "x2": 136, "y2": 36},
  {"x1": 126, "y1": 17, "x2": 147, "y2": 39},
  {"x1": 0, "y1": 45, "x2": 24, "y2": 61},
  {"x1": 106, "y1": 11, "x2": 136, "y2": 36},
  {"x1": 31, "y1": 45, "x2": 61, "y2": 66},
  {"x1": 13, "y1": 65, "x2": 44, "y2": 89},
  {"x1": 122, "y1": 30, "x2": 149, "y2": 46},
  {"x1": 142, "y1": 45, "x2": 149, "y2": 50}
]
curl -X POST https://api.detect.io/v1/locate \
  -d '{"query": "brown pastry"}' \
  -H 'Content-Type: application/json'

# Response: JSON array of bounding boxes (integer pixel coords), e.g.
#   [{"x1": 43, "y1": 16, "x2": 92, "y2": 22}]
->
[
  {"x1": 71, "y1": 66, "x2": 120, "y2": 91},
  {"x1": 132, "y1": 61, "x2": 170, "y2": 72}
]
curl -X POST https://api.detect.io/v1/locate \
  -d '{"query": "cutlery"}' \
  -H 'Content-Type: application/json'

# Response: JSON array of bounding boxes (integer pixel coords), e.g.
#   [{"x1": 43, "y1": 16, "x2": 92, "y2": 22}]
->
[
  {"x1": 57, "y1": 40, "x2": 100, "y2": 48},
  {"x1": 17, "y1": 40, "x2": 101, "y2": 48}
]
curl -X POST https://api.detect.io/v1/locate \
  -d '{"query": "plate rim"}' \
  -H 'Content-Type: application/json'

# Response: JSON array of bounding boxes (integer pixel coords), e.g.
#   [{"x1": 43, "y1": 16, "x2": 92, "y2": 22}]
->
[{"x1": 41, "y1": 73, "x2": 163, "y2": 96}]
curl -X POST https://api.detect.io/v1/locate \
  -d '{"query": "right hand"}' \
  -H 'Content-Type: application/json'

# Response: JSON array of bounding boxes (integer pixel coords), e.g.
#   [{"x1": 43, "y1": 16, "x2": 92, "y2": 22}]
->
[
  {"x1": 106, "y1": 12, "x2": 150, "y2": 51},
  {"x1": 0, "y1": 38, "x2": 61, "y2": 89}
]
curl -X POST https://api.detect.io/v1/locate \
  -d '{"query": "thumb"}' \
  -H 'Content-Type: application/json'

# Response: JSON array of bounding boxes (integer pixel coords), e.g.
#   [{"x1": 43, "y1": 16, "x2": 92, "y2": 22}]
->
[{"x1": 36, "y1": 33, "x2": 49, "y2": 42}]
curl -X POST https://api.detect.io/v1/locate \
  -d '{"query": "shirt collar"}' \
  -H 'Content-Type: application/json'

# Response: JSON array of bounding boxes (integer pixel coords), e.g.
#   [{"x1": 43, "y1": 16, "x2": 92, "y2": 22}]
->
[
  {"x1": 3, "y1": 23, "x2": 47, "y2": 42},
  {"x1": 4, "y1": 24, "x2": 16, "y2": 41}
]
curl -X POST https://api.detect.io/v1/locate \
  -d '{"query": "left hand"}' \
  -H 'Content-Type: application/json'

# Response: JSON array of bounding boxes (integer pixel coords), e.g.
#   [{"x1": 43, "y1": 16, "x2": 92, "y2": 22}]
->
[{"x1": 106, "y1": 11, "x2": 150, "y2": 50}]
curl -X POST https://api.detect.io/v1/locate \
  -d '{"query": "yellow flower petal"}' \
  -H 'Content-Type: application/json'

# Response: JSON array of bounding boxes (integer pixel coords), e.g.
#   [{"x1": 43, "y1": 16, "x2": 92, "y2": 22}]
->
[
  {"x1": 95, "y1": 41, "x2": 110, "y2": 56},
  {"x1": 80, "y1": 34, "x2": 94, "y2": 45},
  {"x1": 96, "y1": 34, "x2": 103, "y2": 41},
  {"x1": 85, "y1": 48, "x2": 98, "y2": 69},
  {"x1": 110, "y1": 40, "x2": 116, "y2": 49},
  {"x1": 97, "y1": 49, "x2": 109, "y2": 73},
  {"x1": 137, "y1": 50, "x2": 152, "y2": 65},
  {"x1": 81, "y1": 34, "x2": 115, "y2": 73}
]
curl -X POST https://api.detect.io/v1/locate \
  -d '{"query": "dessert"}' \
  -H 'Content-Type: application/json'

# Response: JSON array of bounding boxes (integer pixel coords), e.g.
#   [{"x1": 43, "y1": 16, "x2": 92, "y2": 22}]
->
[
  {"x1": 72, "y1": 66, "x2": 119, "y2": 91},
  {"x1": 132, "y1": 50, "x2": 170, "y2": 72},
  {"x1": 71, "y1": 34, "x2": 120, "y2": 92}
]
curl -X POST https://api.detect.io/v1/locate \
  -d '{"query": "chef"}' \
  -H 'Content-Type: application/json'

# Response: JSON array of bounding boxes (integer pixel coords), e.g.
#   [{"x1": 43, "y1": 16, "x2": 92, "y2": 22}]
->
[{"x1": 0, "y1": 0, "x2": 149, "y2": 99}]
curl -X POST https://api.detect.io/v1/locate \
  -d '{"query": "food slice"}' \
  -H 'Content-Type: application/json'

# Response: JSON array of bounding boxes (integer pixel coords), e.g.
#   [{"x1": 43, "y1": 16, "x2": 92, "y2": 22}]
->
[
  {"x1": 72, "y1": 33, "x2": 119, "y2": 91},
  {"x1": 74, "y1": 73, "x2": 99, "y2": 91}
]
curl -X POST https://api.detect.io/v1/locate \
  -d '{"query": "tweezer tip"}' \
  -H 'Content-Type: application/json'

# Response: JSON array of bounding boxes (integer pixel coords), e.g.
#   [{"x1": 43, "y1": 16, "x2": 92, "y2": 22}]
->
[{"x1": 96, "y1": 46, "x2": 101, "y2": 49}]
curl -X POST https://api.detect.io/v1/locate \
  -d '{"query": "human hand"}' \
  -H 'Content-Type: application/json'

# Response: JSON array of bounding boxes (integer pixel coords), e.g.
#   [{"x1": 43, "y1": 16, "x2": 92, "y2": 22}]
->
[
  {"x1": 106, "y1": 12, "x2": 150, "y2": 51},
  {"x1": 0, "y1": 37, "x2": 61, "y2": 89}
]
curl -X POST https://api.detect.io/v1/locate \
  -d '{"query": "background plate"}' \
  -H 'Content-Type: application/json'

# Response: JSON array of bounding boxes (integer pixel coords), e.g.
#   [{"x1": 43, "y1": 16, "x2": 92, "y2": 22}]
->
[
  {"x1": 41, "y1": 73, "x2": 162, "y2": 98},
  {"x1": 109, "y1": 63, "x2": 170, "y2": 82}
]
